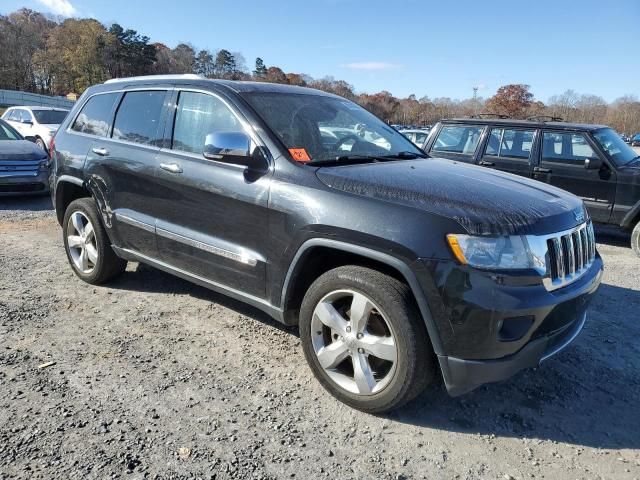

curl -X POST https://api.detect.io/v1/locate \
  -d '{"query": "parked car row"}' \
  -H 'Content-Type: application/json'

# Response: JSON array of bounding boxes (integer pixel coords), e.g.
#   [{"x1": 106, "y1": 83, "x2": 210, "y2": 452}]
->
[
  {"x1": 0, "y1": 106, "x2": 69, "y2": 195},
  {"x1": 418, "y1": 118, "x2": 640, "y2": 255},
  {"x1": 45, "y1": 75, "x2": 604, "y2": 413}
]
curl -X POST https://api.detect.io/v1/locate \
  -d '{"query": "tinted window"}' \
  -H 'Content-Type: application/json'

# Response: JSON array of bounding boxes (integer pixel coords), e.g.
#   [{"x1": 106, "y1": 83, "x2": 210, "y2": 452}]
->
[
  {"x1": 33, "y1": 110, "x2": 69, "y2": 125},
  {"x1": 542, "y1": 132, "x2": 597, "y2": 163},
  {"x1": 593, "y1": 128, "x2": 638, "y2": 166},
  {"x1": 112, "y1": 91, "x2": 166, "y2": 146},
  {"x1": 432, "y1": 125, "x2": 483, "y2": 155},
  {"x1": 415, "y1": 132, "x2": 428, "y2": 144},
  {"x1": 172, "y1": 91, "x2": 240, "y2": 154},
  {"x1": 485, "y1": 128, "x2": 535, "y2": 159},
  {"x1": 72, "y1": 93, "x2": 119, "y2": 137}
]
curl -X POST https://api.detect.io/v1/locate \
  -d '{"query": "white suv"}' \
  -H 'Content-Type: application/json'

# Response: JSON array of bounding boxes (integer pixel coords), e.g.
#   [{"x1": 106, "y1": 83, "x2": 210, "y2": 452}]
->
[{"x1": 1, "y1": 106, "x2": 69, "y2": 152}]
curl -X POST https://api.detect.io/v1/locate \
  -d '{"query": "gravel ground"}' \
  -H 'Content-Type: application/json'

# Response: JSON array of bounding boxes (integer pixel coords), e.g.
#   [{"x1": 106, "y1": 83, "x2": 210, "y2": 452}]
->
[{"x1": 1, "y1": 196, "x2": 639, "y2": 480}]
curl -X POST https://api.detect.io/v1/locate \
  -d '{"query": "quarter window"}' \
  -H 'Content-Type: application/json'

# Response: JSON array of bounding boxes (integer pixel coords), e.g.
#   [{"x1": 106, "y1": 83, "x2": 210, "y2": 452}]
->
[
  {"x1": 485, "y1": 128, "x2": 535, "y2": 159},
  {"x1": 542, "y1": 132, "x2": 597, "y2": 163},
  {"x1": 171, "y1": 91, "x2": 240, "y2": 155},
  {"x1": 112, "y1": 91, "x2": 166, "y2": 146},
  {"x1": 432, "y1": 125, "x2": 483, "y2": 155},
  {"x1": 71, "y1": 93, "x2": 119, "y2": 137}
]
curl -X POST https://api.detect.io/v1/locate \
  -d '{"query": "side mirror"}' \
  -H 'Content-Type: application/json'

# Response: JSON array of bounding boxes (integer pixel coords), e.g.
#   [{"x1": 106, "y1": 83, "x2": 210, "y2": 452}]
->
[
  {"x1": 22, "y1": 119, "x2": 33, "y2": 126},
  {"x1": 584, "y1": 158, "x2": 603, "y2": 170},
  {"x1": 24, "y1": 135, "x2": 37, "y2": 144},
  {"x1": 203, "y1": 132, "x2": 267, "y2": 171}
]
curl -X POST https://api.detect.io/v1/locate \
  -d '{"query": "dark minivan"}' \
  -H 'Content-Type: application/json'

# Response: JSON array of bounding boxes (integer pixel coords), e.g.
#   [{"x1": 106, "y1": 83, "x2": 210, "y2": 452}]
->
[
  {"x1": 424, "y1": 118, "x2": 640, "y2": 256},
  {"x1": 50, "y1": 75, "x2": 603, "y2": 412}
]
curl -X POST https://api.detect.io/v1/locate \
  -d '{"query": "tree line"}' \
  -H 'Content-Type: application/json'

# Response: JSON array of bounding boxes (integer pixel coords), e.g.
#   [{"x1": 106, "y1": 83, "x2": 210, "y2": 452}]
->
[{"x1": 1, "y1": 8, "x2": 639, "y2": 134}]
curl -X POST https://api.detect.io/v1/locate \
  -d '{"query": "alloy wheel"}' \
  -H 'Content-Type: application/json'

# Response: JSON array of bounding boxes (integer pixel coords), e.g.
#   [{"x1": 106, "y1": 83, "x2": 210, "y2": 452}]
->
[
  {"x1": 310, "y1": 289, "x2": 398, "y2": 395},
  {"x1": 66, "y1": 211, "x2": 98, "y2": 274}
]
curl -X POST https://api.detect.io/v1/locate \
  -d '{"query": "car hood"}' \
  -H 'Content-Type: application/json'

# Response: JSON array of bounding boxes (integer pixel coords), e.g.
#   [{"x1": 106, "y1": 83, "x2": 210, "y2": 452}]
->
[
  {"x1": 0, "y1": 140, "x2": 47, "y2": 161},
  {"x1": 315, "y1": 158, "x2": 586, "y2": 236}
]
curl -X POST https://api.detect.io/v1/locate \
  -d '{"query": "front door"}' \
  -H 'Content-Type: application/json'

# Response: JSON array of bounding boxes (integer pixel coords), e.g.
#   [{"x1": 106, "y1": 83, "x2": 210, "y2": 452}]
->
[
  {"x1": 152, "y1": 89, "x2": 271, "y2": 298},
  {"x1": 477, "y1": 127, "x2": 537, "y2": 177},
  {"x1": 535, "y1": 131, "x2": 617, "y2": 223}
]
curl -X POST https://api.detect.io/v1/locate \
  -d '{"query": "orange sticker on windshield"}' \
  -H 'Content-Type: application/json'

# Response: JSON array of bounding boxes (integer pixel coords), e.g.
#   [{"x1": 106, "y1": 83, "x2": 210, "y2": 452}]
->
[{"x1": 289, "y1": 148, "x2": 311, "y2": 162}]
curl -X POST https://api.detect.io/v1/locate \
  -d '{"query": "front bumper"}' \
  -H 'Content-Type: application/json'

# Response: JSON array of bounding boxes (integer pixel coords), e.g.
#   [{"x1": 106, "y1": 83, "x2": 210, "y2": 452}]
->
[
  {"x1": 0, "y1": 168, "x2": 50, "y2": 196},
  {"x1": 439, "y1": 311, "x2": 587, "y2": 396},
  {"x1": 415, "y1": 255, "x2": 603, "y2": 395}
]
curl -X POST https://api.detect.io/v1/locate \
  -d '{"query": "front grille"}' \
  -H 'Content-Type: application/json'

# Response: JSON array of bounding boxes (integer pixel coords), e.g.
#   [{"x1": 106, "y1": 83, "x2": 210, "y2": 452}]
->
[
  {"x1": 545, "y1": 221, "x2": 595, "y2": 290},
  {"x1": 0, "y1": 183, "x2": 45, "y2": 193}
]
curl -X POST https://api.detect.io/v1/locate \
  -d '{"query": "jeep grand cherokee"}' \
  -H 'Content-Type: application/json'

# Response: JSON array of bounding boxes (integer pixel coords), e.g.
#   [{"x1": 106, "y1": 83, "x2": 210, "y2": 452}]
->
[{"x1": 50, "y1": 75, "x2": 603, "y2": 413}]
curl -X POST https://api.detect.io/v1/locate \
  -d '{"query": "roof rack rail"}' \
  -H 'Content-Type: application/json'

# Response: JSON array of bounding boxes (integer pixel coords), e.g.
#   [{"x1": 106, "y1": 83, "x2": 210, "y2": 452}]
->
[
  {"x1": 526, "y1": 115, "x2": 564, "y2": 122},
  {"x1": 104, "y1": 74, "x2": 205, "y2": 84},
  {"x1": 469, "y1": 113, "x2": 510, "y2": 119}
]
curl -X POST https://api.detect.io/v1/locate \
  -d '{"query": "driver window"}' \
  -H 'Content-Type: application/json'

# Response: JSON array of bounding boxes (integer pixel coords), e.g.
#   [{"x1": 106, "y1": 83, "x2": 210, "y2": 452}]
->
[
  {"x1": 542, "y1": 132, "x2": 597, "y2": 164},
  {"x1": 172, "y1": 91, "x2": 240, "y2": 155}
]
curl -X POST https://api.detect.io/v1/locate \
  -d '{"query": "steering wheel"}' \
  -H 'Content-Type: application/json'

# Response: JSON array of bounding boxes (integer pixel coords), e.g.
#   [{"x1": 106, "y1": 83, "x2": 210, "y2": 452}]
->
[{"x1": 333, "y1": 135, "x2": 362, "y2": 152}]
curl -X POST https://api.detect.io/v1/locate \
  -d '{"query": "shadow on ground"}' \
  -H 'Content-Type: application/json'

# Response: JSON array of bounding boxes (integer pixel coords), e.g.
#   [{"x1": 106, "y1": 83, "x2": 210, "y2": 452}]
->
[{"x1": 109, "y1": 261, "x2": 640, "y2": 450}]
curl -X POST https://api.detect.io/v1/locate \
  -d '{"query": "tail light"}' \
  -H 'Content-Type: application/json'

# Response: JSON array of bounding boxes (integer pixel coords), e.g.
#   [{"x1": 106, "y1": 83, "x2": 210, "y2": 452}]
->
[{"x1": 48, "y1": 135, "x2": 56, "y2": 159}]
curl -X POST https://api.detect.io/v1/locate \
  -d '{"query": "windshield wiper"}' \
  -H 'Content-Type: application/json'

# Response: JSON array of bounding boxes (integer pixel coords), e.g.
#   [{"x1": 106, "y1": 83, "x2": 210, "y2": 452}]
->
[
  {"x1": 380, "y1": 151, "x2": 428, "y2": 159},
  {"x1": 308, "y1": 151, "x2": 427, "y2": 166},
  {"x1": 308, "y1": 154, "x2": 386, "y2": 166}
]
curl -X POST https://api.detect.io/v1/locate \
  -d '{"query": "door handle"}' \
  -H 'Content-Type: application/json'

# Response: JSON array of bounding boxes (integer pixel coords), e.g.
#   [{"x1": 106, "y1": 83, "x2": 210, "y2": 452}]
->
[
  {"x1": 533, "y1": 167, "x2": 552, "y2": 174},
  {"x1": 160, "y1": 162, "x2": 183, "y2": 174},
  {"x1": 479, "y1": 160, "x2": 495, "y2": 166},
  {"x1": 91, "y1": 147, "x2": 109, "y2": 156}
]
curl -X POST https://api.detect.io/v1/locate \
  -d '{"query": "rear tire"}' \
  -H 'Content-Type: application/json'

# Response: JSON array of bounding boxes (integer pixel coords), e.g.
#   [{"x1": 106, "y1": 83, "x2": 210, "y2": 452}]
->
[
  {"x1": 62, "y1": 198, "x2": 127, "y2": 284},
  {"x1": 632, "y1": 222, "x2": 640, "y2": 257},
  {"x1": 299, "y1": 265, "x2": 435, "y2": 413}
]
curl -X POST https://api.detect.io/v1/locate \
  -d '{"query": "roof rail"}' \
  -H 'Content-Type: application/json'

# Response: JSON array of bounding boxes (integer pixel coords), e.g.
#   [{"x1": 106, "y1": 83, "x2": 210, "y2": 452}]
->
[
  {"x1": 469, "y1": 113, "x2": 510, "y2": 119},
  {"x1": 526, "y1": 115, "x2": 564, "y2": 122},
  {"x1": 104, "y1": 74, "x2": 205, "y2": 84}
]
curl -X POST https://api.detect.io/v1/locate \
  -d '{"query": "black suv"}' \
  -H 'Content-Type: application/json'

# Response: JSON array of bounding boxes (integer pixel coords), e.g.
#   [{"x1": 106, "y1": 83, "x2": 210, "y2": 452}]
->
[
  {"x1": 50, "y1": 76, "x2": 603, "y2": 412},
  {"x1": 423, "y1": 118, "x2": 640, "y2": 255}
]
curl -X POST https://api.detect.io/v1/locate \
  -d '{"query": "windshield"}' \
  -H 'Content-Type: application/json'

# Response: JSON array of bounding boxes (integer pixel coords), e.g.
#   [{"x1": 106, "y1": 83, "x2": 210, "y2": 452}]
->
[
  {"x1": 0, "y1": 120, "x2": 22, "y2": 140},
  {"x1": 32, "y1": 109, "x2": 69, "y2": 125},
  {"x1": 593, "y1": 128, "x2": 639, "y2": 166},
  {"x1": 242, "y1": 92, "x2": 422, "y2": 163}
]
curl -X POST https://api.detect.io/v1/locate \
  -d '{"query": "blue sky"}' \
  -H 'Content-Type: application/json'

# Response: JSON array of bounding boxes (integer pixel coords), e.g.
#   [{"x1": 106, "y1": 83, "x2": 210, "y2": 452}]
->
[{"x1": 4, "y1": 0, "x2": 639, "y2": 102}]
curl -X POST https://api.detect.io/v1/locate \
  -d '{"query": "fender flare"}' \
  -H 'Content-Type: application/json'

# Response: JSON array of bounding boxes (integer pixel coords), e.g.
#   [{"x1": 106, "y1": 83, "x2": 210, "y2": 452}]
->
[
  {"x1": 280, "y1": 238, "x2": 445, "y2": 356},
  {"x1": 621, "y1": 199, "x2": 640, "y2": 230}
]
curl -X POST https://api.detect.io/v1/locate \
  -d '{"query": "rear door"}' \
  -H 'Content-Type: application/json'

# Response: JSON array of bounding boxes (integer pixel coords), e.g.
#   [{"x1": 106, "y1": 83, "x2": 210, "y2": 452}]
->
[
  {"x1": 84, "y1": 89, "x2": 170, "y2": 256},
  {"x1": 477, "y1": 127, "x2": 537, "y2": 177},
  {"x1": 535, "y1": 130, "x2": 617, "y2": 222},
  {"x1": 426, "y1": 124, "x2": 485, "y2": 163}
]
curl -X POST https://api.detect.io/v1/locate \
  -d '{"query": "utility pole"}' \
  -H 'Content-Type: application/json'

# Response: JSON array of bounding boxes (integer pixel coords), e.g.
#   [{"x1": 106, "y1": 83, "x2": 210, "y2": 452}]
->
[{"x1": 472, "y1": 86, "x2": 479, "y2": 116}]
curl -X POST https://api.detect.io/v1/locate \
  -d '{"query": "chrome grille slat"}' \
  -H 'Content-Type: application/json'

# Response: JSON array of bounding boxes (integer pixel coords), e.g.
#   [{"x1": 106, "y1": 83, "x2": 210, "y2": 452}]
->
[
  {"x1": 573, "y1": 231, "x2": 583, "y2": 271},
  {"x1": 543, "y1": 221, "x2": 596, "y2": 291}
]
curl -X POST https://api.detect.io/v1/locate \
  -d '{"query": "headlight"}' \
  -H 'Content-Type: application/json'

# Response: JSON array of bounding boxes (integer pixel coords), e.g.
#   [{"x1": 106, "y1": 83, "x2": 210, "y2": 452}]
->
[
  {"x1": 446, "y1": 234, "x2": 544, "y2": 270},
  {"x1": 39, "y1": 159, "x2": 50, "y2": 170}
]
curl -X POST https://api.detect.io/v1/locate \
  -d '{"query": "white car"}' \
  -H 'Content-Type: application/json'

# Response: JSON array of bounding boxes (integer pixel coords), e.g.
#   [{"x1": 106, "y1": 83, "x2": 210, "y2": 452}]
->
[
  {"x1": 1, "y1": 106, "x2": 70, "y2": 152},
  {"x1": 399, "y1": 129, "x2": 431, "y2": 149}
]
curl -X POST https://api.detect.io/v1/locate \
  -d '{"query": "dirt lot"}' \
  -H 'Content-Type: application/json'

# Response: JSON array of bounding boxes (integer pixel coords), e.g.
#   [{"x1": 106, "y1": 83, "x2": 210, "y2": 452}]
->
[{"x1": 1, "y1": 196, "x2": 639, "y2": 480}]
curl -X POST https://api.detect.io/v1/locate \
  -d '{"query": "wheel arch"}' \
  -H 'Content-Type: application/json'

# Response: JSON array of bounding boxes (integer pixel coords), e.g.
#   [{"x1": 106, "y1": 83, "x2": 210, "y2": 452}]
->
[
  {"x1": 620, "y1": 199, "x2": 640, "y2": 231},
  {"x1": 54, "y1": 176, "x2": 90, "y2": 225},
  {"x1": 280, "y1": 238, "x2": 445, "y2": 356}
]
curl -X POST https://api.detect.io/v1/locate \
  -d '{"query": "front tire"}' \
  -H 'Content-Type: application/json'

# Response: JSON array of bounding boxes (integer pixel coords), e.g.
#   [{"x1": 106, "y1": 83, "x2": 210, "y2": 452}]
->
[
  {"x1": 35, "y1": 137, "x2": 47, "y2": 152},
  {"x1": 62, "y1": 198, "x2": 127, "y2": 284},
  {"x1": 632, "y1": 222, "x2": 640, "y2": 257},
  {"x1": 299, "y1": 265, "x2": 435, "y2": 413}
]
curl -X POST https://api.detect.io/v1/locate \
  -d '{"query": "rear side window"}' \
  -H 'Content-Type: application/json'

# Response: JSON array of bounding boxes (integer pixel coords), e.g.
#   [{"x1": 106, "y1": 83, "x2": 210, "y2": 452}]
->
[
  {"x1": 485, "y1": 128, "x2": 535, "y2": 159},
  {"x1": 432, "y1": 125, "x2": 483, "y2": 155},
  {"x1": 542, "y1": 132, "x2": 597, "y2": 163},
  {"x1": 171, "y1": 91, "x2": 240, "y2": 155},
  {"x1": 72, "y1": 93, "x2": 119, "y2": 137},
  {"x1": 112, "y1": 91, "x2": 166, "y2": 146}
]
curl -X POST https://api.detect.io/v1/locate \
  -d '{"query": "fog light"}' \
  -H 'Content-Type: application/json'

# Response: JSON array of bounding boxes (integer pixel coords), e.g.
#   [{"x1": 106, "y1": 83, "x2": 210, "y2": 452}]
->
[{"x1": 498, "y1": 315, "x2": 534, "y2": 341}]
